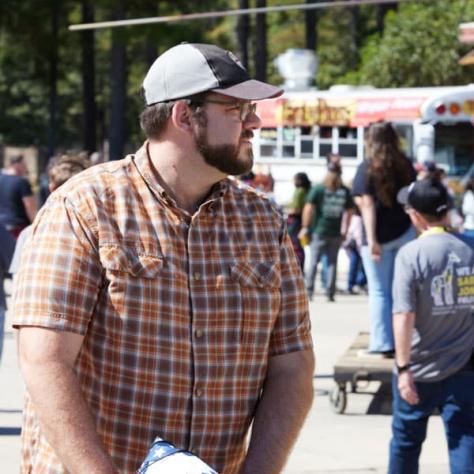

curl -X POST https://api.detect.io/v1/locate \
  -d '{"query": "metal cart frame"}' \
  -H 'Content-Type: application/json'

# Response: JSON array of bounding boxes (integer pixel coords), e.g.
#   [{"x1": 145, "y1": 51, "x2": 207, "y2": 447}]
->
[{"x1": 330, "y1": 332, "x2": 394, "y2": 414}]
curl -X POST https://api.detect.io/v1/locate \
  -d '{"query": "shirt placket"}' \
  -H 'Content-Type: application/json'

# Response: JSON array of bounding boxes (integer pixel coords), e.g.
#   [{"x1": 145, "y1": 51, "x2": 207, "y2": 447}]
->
[{"x1": 186, "y1": 204, "x2": 215, "y2": 454}]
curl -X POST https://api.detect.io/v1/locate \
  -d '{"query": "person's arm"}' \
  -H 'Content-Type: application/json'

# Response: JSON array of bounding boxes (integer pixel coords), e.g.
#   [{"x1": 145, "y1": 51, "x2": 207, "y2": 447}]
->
[
  {"x1": 356, "y1": 194, "x2": 380, "y2": 261},
  {"x1": 240, "y1": 349, "x2": 315, "y2": 474},
  {"x1": 18, "y1": 327, "x2": 118, "y2": 474},
  {"x1": 340, "y1": 208, "x2": 354, "y2": 240},
  {"x1": 393, "y1": 311, "x2": 419, "y2": 405},
  {"x1": 22, "y1": 195, "x2": 37, "y2": 223},
  {"x1": 298, "y1": 203, "x2": 315, "y2": 240}
]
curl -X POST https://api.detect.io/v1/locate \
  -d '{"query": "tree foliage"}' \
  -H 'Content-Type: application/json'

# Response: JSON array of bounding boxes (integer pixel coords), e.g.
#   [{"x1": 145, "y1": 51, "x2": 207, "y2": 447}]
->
[
  {"x1": 352, "y1": 0, "x2": 474, "y2": 87},
  {"x1": 0, "y1": 0, "x2": 472, "y2": 157}
]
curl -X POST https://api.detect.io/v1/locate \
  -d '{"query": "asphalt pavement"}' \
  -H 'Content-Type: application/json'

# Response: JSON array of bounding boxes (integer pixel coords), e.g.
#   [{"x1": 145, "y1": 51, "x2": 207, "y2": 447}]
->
[{"x1": 0, "y1": 272, "x2": 450, "y2": 473}]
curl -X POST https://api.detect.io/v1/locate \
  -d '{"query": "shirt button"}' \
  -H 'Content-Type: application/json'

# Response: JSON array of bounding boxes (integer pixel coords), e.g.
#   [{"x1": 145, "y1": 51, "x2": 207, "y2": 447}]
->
[
  {"x1": 193, "y1": 272, "x2": 201, "y2": 280},
  {"x1": 195, "y1": 388, "x2": 204, "y2": 397},
  {"x1": 195, "y1": 329, "x2": 203, "y2": 339}
]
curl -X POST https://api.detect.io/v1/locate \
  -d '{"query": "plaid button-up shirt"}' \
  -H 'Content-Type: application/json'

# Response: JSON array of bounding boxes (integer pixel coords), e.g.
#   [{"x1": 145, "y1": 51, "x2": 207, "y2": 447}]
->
[{"x1": 13, "y1": 144, "x2": 312, "y2": 474}]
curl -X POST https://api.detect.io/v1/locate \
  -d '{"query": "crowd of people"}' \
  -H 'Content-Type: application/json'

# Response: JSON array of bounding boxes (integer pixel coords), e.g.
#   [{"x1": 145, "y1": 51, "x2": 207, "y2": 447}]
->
[
  {"x1": 0, "y1": 41, "x2": 472, "y2": 474},
  {"x1": 283, "y1": 127, "x2": 474, "y2": 322},
  {"x1": 280, "y1": 125, "x2": 474, "y2": 472},
  {"x1": 0, "y1": 153, "x2": 93, "y2": 363}
]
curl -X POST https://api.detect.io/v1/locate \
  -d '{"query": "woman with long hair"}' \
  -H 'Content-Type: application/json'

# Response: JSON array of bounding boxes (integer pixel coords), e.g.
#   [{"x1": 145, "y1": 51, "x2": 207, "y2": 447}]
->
[
  {"x1": 352, "y1": 121, "x2": 416, "y2": 356},
  {"x1": 287, "y1": 172, "x2": 312, "y2": 271},
  {"x1": 300, "y1": 160, "x2": 354, "y2": 302}
]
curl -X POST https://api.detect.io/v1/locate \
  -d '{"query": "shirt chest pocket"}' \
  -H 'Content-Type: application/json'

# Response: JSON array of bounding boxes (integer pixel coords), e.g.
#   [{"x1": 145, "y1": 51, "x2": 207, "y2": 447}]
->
[
  {"x1": 228, "y1": 261, "x2": 281, "y2": 346},
  {"x1": 100, "y1": 245, "x2": 163, "y2": 277},
  {"x1": 99, "y1": 245, "x2": 164, "y2": 318}
]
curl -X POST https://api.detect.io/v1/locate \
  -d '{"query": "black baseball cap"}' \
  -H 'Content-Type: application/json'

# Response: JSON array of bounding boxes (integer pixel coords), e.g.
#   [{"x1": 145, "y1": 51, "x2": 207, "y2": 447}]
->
[
  {"x1": 397, "y1": 178, "x2": 452, "y2": 216},
  {"x1": 143, "y1": 43, "x2": 283, "y2": 105}
]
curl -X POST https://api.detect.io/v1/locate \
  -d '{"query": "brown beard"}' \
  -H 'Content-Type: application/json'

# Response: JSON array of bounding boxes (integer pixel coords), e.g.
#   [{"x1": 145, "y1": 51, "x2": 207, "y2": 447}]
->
[{"x1": 193, "y1": 118, "x2": 254, "y2": 176}]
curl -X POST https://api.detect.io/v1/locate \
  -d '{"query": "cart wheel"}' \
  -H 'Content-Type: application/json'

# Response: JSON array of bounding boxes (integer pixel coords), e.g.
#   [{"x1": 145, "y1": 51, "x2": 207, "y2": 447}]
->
[{"x1": 329, "y1": 384, "x2": 347, "y2": 414}]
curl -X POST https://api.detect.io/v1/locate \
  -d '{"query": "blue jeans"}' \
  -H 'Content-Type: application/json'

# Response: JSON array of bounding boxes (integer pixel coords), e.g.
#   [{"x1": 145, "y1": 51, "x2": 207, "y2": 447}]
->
[
  {"x1": 463, "y1": 229, "x2": 474, "y2": 238},
  {"x1": 320, "y1": 254, "x2": 328, "y2": 289},
  {"x1": 347, "y1": 248, "x2": 366, "y2": 291},
  {"x1": 389, "y1": 369, "x2": 474, "y2": 474},
  {"x1": 361, "y1": 226, "x2": 416, "y2": 352},
  {"x1": 306, "y1": 235, "x2": 342, "y2": 299}
]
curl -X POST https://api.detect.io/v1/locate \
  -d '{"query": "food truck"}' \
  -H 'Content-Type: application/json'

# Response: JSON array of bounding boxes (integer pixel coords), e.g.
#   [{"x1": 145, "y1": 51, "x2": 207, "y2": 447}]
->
[{"x1": 253, "y1": 84, "x2": 474, "y2": 202}]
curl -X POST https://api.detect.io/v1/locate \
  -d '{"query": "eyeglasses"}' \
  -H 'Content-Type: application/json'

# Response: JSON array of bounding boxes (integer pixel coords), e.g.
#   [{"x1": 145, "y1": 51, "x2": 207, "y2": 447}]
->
[{"x1": 189, "y1": 99, "x2": 257, "y2": 122}]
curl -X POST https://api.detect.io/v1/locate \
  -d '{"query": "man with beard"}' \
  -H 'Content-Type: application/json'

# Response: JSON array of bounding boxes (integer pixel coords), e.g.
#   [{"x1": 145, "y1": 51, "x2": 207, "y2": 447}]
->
[{"x1": 13, "y1": 43, "x2": 314, "y2": 474}]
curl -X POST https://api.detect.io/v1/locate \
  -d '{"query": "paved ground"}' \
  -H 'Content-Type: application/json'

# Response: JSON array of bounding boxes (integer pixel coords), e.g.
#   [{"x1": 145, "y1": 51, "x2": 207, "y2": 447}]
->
[
  {"x1": 0, "y1": 276, "x2": 450, "y2": 473},
  {"x1": 283, "y1": 292, "x2": 449, "y2": 474}
]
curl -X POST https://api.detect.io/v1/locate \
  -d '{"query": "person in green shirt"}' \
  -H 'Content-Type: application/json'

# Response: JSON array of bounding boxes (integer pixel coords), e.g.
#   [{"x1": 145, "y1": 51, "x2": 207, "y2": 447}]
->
[{"x1": 299, "y1": 161, "x2": 354, "y2": 301}]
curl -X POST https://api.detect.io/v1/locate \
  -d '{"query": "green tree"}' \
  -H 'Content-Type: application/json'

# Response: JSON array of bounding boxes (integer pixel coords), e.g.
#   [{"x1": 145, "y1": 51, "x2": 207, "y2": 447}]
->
[{"x1": 355, "y1": 0, "x2": 474, "y2": 87}]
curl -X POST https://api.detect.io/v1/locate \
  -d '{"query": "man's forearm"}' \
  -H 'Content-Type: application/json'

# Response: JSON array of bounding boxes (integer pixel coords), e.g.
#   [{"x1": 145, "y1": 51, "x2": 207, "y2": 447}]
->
[
  {"x1": 393, "y1": 311, "x2": 415, "y2": 366},
  {"x1": 241, "y1": 350, "x2": 315, "y2": 474},
  {"x1": 21, "y1": 360, "x2": 117, "y2": 474},
  {"x1": 301, "y1": 204, "x2": 315, "y2": 229},
  {"x1": 393, "y1": 311, "x2": 419, "y2": 404}
]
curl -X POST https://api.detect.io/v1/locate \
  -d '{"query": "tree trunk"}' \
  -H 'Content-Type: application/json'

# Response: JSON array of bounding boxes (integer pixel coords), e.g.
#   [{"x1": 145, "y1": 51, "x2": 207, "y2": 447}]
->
[
  {"x1": 143, "y1": 3, "x2": 159, "y2": 67},
  {"x1": 236, "y1": 0, "x2": 249, "y2": 69},
  {"x1": 108, "y1": 3, "x2": 127, "y2": 161},
  {"x1": 305, "y1": 0, "x2": 317, "y2": 51},
  {"x1": 376, "y1": 2, "x2": 398, "y2": 34},
  {"x1": 81, "y1": 1, "x2": 96, "y2": 154},
  {"x1": 48, "y1": 0, "x2": 59, "y2": 158},
  {"x1": 254, "y1": 0, "x2": 267, "y2": 82}
]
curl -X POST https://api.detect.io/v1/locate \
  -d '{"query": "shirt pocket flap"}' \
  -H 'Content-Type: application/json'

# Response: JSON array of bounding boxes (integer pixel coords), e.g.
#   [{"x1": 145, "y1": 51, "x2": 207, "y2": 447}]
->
[
  {"x1": 230, "y1": 262, "x2": 280, "y2": 288},
  {"x1": 100, "y1": 245, "x2": 163, "y2": 278}
]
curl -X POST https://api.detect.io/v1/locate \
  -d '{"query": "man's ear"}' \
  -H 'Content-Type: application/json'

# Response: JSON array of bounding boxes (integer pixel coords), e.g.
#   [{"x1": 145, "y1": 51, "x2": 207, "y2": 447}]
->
[
  {"x1": 171, "y1": 100, "x2": 193, "y2": 133},
  {"x1": 409, "y1": 209, "x2": 426, "y2": 231}
]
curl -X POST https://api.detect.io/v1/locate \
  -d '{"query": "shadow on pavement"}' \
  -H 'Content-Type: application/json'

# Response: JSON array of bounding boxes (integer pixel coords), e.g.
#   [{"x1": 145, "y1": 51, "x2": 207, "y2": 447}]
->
[{"x1": 367, "y1": 383, "x2": 392, "y2": 415}]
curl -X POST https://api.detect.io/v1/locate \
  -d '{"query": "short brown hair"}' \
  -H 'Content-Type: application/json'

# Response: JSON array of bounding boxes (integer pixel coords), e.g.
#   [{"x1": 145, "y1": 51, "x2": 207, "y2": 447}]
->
[
  {"x1": 139, "y1": 90, "x2": 208, "y2": 140},
  {"x1": 48, "y1": 153, "x2": 90, "y2": 190},
  {"x1": 139, "y1": 102, "x2": 176, "y2": 140}
]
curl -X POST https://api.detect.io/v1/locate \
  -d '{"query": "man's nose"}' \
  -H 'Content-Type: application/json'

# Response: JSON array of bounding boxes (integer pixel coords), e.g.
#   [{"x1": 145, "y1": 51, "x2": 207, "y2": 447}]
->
[{"x1": 243, "y1": 110, "x2": 261, "y2": 129}]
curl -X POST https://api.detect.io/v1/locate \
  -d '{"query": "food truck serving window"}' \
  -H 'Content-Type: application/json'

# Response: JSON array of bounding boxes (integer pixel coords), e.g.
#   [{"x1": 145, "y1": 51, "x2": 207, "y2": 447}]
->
[{"x1": 434, "y1": 123, "x2": 474, "y2": 177}]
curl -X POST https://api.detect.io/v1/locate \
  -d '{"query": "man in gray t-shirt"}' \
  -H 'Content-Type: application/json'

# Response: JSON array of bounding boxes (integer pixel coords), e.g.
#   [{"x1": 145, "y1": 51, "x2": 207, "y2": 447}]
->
[{"x1": 389, "y1": 177, "x2": 474, "y2": 474}]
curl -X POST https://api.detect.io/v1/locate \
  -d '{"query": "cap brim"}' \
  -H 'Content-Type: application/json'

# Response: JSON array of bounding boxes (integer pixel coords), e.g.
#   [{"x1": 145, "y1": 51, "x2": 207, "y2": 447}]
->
[
  {"x1": 397, "y1": 186, "x2": 410, "y2": 206},
  {"x1": 212, "y1": 79, "x2": 283, "y2": 100}
]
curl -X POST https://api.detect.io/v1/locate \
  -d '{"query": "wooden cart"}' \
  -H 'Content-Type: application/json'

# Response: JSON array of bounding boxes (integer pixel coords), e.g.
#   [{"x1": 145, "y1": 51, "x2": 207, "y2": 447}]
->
[{"x1": 329, "y1": 332, "x2": 394, "y2": 414}]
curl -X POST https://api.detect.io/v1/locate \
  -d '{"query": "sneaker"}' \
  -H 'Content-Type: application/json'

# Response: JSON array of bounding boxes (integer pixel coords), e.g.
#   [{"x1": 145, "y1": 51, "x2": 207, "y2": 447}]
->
[{"x1": 327, "y1": 295, "x2": 335, "y2": 302}]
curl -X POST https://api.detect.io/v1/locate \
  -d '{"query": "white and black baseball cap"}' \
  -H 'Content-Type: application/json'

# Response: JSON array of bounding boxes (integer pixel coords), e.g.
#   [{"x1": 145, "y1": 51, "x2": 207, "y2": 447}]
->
[
  {"x1": 397, "y1": 177, "x2": 452, "y2": 217},
  {"x1": 143, "y1": 43, "x2": 283, "y2": 105}
]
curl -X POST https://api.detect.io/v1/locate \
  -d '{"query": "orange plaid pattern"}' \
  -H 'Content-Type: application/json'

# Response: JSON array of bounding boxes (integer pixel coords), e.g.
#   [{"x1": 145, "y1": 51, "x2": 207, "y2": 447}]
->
[{"x1": 13, "y1": 144, "x2": 312, "y2": 474}]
